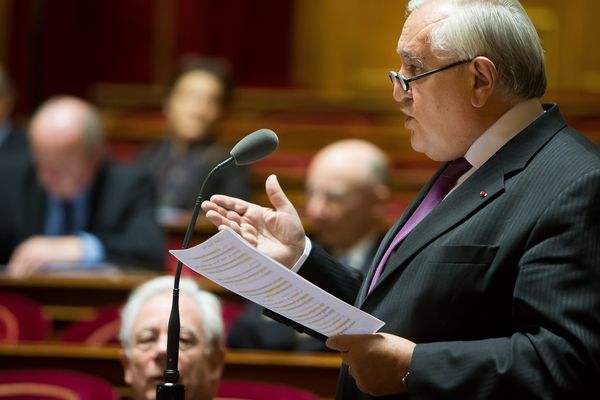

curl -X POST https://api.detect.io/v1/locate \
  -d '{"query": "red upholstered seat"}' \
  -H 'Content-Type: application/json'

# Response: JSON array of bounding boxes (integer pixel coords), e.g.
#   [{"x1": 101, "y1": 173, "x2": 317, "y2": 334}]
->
[
  {"x1": 0, "y1": 292, "x2": 50, "y2": 343},
  {"x1": 0, "y1": 369, "x2": 119, "y2": 399},
  {"x1": 59, "y1": 305, "x2": 121, "y2": 346},
  {"x1": 216, "y1": 379, "x2": 320, "y2": 400},
  {"x1": 220, "y1": 300, "x2": 243, "y2": 337}
]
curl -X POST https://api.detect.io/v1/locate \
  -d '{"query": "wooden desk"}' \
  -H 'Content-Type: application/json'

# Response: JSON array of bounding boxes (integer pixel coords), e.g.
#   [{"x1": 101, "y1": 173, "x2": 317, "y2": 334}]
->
[{"x1": 0, "y1": 343, "x2": 341, "y2": 399}]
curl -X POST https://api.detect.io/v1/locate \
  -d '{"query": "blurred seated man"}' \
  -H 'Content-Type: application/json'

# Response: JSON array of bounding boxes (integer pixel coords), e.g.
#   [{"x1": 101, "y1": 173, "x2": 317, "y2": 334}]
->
[
  {"x1": 136, "y1": 55, "x2": 250, "y2": 217},
  {"x1": 119, "y1": 276, "x2": 225, "y2": 400},
  {"x1": 227, "y1": 139, "x2": 391, "y2": 352},
  {"x1": 304, "y1": 139, "x2": 391, "y2": 274},
  {"x1": 0, "y1": 65, "x2": 28, "y2": 162},
  {"x1": 0, "y1": 96, "x2": 165, "y2": 275}
]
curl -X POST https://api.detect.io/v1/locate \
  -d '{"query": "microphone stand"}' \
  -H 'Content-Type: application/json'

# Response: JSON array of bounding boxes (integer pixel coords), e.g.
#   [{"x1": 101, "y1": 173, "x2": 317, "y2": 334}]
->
[{"x1": 157, "y1": 157, "x2": 234, "y2": 400}]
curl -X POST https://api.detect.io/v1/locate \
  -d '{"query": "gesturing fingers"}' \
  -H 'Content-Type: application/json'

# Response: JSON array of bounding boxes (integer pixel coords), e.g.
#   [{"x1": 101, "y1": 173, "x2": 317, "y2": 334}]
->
[
  {"x1": 265, "y1": 175, "x2": 297, "y2": 215},
  {"x1": 202, "y1": 209, "x2": 235, "y2": 233},
  {"x1": 207, "y1": 194, "x2": 252, "y2": 216}
]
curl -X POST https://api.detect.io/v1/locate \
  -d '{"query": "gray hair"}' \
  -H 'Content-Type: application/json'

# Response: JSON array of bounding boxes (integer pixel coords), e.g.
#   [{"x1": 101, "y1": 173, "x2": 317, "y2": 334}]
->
[
  {"x1": 407, "y1": 0, "x2": 546, "y2": 99},
  {"x1": 31, "y1": 96, "x2": 105, "y2": 153},
  {"x1": 119, "y1": 276, "x2": 224, "y2": 358}
]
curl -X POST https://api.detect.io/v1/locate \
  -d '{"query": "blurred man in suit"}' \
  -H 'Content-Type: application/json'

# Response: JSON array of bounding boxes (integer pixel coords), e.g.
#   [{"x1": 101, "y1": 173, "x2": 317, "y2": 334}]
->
[
  {"x1": 119, "y1": 276, "x2": 225, "y2": 400},
  {"x1": 0, "y1": 96, "x2": 165, "y2": 275},
  {"x1": 304, "y1": 139, "x2": 390, "y2": 274},
  {"x1": 202, "y1": 0, "x2": 600, "y2": 398}
]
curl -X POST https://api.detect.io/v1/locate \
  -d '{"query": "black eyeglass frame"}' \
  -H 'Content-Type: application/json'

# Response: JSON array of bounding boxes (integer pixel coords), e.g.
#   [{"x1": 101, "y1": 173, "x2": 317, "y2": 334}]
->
[{"x1": 389, "y1": 59, "x2": 471, "y2": 92}]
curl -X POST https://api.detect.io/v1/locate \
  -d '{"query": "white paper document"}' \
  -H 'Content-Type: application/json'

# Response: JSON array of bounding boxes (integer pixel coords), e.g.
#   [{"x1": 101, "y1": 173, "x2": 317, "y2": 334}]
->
[{"x1": 170, "y1": 227, "x2": 385, "y2": 338}]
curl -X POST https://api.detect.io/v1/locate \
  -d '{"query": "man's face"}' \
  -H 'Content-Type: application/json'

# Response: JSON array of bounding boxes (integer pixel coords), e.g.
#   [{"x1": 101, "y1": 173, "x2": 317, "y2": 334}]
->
[
  {"x1": 305, "y1": 159, "x2": 380, "y2": 252},
  {"x1": 122, "y1": 293, "x2": 224, "y2": 400},
  {"x1": 394, "y1": 2, "x2": 477, "y2": 161},
  {"x1": 164, "y1": 71, "x2": 224, "y2": 142},
  {"x1": 30, "y1": 122, "x2": 99, "y2": 200}
]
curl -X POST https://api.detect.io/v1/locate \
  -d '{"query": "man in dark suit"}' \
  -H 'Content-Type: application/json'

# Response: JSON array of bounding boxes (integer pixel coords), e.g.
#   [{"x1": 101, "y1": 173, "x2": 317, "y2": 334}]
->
[
  {"x1": 201, "y1": 0, "x2": 600, "y2": 398},
  {"x1": 0, "y1": 96, "x2": 165, "y2": 275}
]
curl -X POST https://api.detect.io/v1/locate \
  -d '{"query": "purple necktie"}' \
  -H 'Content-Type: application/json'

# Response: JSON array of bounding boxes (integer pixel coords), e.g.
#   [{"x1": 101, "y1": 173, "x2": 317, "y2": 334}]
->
[{"x1": 368, "y1": 157, "x2": 472, "y2": 293}]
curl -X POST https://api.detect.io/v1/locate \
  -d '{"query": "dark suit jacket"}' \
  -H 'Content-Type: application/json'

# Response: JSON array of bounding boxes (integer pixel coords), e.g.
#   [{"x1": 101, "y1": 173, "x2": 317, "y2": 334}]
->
[
  {"x1": 0, "y1": 159, "x2": 166, "y2": 270},
  {"x1": 299, "y1": 104, "x2": 600, "y2": 399},
  {"x1": 0, "y1": 125, "x2": 29, "y2": 167}
]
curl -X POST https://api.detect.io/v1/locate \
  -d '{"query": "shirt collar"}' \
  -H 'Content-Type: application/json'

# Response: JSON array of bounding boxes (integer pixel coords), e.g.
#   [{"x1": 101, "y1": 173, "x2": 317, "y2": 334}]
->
[{"x1": 464, "y1": 98, "x2": 545, "y2": 169}]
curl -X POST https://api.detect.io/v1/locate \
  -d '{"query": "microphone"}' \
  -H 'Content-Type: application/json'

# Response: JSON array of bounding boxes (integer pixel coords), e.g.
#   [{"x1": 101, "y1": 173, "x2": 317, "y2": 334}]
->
[
  {"x1": 157, "y1": 129, "x2": 279, "y2": 400},
  {"x1": 230, "y1": 128, "x2": 279, "y2": 165}
]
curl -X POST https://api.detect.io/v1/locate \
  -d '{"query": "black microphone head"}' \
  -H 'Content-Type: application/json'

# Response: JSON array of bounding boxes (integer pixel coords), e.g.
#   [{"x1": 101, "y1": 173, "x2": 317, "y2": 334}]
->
[{"x1": 230, "y1": 129, "x2": 279, "y2": 165}]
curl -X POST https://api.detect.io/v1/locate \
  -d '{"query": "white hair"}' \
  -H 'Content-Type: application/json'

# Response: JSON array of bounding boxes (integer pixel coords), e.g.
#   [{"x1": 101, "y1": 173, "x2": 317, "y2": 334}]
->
[
  {"x1": 119, "y1": 276, "x2": 224, "y2": 357},
  {"x1": 407, "y1": 0, "x2": 546, "y2": 99}
]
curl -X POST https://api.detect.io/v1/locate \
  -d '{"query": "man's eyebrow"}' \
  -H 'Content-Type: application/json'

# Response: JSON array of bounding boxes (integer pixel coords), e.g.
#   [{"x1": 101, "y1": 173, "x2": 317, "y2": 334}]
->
[{"x1": 399, "y1": 51, "x2": 424, "y2": 66}]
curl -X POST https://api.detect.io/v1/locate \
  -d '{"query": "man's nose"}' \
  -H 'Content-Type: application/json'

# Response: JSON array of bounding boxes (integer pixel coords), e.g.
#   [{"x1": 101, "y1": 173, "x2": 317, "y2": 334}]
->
[
  {"x1": 393, "y1": 82, "x2": 412, "y2": 103},
  {"x1": 155, "y1": 333, "x2": 169, "y2": 356}
]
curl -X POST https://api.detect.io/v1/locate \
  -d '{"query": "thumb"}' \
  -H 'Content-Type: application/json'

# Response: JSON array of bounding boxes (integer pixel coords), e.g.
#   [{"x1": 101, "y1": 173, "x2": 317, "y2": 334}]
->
[
  {"x1": 325, "y1": 335, "x2": 350, "y2": 352},
  {"x1": 265, "y1": 175, "x2": 296, "y2": 214}
]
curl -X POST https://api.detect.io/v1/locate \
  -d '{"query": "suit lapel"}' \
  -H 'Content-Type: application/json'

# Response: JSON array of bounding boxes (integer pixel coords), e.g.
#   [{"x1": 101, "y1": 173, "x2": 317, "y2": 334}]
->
[
  {"x1": 361, "y1": 103, "x2": 567, "y2": 302},
  {"x1": 371, "y1": 158, "x2": 505, "y2": 293}
]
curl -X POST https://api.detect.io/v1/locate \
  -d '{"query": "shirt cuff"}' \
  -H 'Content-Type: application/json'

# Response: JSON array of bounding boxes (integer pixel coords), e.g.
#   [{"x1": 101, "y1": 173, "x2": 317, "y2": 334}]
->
[
  {"x1": 291, "y1": 237, "x2": 312, "y2": 273},
  {"x1": 78, "y1": 232, "x2": 106, "y2": 265}
]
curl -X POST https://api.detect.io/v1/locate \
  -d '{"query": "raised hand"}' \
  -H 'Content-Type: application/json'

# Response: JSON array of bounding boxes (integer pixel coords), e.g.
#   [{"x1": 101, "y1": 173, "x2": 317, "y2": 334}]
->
[{"x1": 201, "y1": 174, "x2": 306, "y2": 267}]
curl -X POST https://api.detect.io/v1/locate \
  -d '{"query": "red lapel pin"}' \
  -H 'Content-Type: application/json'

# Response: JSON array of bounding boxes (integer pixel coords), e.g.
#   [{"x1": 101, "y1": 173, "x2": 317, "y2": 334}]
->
[{"x1": 480, "y1": 191, "x2": 488, "y2": 198}]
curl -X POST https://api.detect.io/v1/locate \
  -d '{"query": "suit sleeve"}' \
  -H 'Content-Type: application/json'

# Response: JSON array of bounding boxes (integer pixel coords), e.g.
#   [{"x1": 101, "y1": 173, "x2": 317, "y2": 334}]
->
[
  {"x1": 95, "y1": 169, "x2": 166, "y2": 271},
  {"x1": 299, "y1": 244, "x2": 365, "y2": 305},
  {"x1": 408, "y1": 169, "x2": 600, "y2": 399}
]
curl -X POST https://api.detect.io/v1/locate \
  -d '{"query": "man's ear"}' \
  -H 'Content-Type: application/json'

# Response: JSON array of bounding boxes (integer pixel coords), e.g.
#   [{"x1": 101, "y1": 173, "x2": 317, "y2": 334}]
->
[
  {"x1": 470, "y1": 56, "x2": 498, "y2": 108},
  {"x1": 119, "y1": 348, "x2": 133, "y2": 385}
]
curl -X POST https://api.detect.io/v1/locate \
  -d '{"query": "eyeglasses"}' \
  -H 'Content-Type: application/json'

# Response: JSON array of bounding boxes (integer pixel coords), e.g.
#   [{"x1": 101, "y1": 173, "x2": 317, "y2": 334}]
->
[{"x1": 389, "y1": 59, "x2": 471, "y2": 92}]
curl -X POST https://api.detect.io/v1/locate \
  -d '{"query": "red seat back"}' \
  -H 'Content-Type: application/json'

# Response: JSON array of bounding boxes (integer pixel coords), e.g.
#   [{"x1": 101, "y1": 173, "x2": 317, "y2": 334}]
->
[
  {"x1": 0, "y1": 292, "x2": 50, "y2": 343},
  {"x1": 59, "y1": 305, "x2": 121, "y2": 346},
  {"x1": 0, "y1": 369, "x2": 119, "y2": 399}
]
